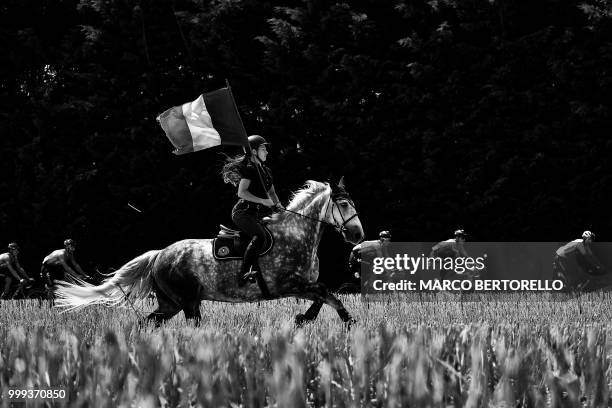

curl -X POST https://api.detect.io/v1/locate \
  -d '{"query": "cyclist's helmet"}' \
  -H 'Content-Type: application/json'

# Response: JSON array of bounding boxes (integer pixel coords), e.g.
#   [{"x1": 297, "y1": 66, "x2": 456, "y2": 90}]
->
[
  {"x1": 582, "y1": 231, "x2": 595, "y2": 240},
  {"x1": 379, "y1": 230, "x2": 392, "y2": 239},
  {"x1": 8, "y1": 242, "x2": 19, "y2": 251},
  {"x1": 64, "y1": 238, "x2": 76, "y2": 247},
  {"x1": 454, "y1": 229, "x2": 467, "y2": 238}
]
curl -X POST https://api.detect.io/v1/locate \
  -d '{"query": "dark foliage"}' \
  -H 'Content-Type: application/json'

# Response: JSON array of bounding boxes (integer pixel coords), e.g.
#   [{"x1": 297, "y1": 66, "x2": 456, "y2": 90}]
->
[{"x1": 2, "y1": 0, "x2": 612, "y2": 288}]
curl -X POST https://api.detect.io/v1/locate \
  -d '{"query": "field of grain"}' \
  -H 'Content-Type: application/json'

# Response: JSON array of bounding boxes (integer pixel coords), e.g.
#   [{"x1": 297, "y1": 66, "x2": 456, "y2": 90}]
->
[{"x1": 1, "y1": 293, "x2": 611, "y2": 407}]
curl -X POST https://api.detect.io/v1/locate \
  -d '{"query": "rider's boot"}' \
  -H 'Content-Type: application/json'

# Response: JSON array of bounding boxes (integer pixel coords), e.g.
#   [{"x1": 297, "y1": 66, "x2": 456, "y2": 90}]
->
[{"x1": 238, "y1": 239, "x2": 261, "y2": 286}]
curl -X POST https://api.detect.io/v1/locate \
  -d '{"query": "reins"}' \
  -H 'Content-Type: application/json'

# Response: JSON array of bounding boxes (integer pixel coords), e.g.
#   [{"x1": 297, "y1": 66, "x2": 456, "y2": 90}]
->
[
  {"x1": 280, "y1": 207, "x2": 336, "y2": 227},
  {"x1": 277, "y1": 192, "x2": 359, "y2": 233}
]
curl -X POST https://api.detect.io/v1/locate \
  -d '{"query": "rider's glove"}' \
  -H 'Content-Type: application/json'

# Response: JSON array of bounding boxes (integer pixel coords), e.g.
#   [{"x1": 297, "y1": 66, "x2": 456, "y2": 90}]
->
[{"x1": 19, "y1": 279, "x2": 24, "y2": 284}]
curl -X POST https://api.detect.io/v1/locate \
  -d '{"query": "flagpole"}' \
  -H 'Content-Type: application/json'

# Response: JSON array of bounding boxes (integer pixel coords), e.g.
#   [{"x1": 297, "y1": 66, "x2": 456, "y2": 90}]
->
[
  {"x1": 225, "y1": 80, "x2": 276, "y2": 205},
  {"x1": 223, "y1": 81, "x2": 275, "y2": 297}
]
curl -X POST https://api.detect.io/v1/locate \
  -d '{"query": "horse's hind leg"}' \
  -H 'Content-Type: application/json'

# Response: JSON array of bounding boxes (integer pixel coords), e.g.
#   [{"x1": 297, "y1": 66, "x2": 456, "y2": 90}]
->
[
  {"x1": 144, "y1": 289, "x2": 181, "y2": 328},
  {"x1": 183, "y1": 302, "x2": 202, "y2": 326}
]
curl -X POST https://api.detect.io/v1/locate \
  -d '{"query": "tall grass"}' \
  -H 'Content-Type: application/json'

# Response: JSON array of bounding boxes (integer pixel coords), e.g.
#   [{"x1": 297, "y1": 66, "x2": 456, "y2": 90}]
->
[{"x1": 0, "y1": 293, "x2": 611, "y2": 407}]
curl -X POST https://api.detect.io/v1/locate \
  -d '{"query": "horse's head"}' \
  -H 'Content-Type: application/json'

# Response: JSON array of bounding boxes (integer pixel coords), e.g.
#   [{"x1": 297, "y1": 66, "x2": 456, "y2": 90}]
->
[{"x1": 328, "y1": 177, "x2": 364, "y2": 244}]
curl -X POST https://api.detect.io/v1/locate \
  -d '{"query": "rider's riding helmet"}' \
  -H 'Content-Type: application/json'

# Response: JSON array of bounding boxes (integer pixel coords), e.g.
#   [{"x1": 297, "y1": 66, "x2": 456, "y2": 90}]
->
[
  {"x1": 7, "y1": 242, "x2": 19, "y2": 251},
  {"x1": 582, "y1": 230, "x2": 595, "y2": 240},
  {"x1": 64, "y1": 238, "x2": 76, "y2": 248},
  {"x1": 454, "y1": 229, "x2": 467, "y2": 239},
  {"x1": 379, "y1": 231, "x2": 392, "y2": 240},
  {"x1": 248, "y1": 135, "x2": 270, "y2": 151}
]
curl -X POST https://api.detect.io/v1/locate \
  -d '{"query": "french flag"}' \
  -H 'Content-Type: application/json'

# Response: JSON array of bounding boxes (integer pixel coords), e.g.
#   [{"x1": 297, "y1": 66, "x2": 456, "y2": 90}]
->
[{"x1": 157, "y1": 87, "x2": 249, "y2": 155}]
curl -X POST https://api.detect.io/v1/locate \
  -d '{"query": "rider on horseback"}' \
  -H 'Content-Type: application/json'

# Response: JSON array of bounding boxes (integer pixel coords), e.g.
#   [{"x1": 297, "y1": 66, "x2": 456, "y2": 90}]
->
[
  {"x1": 0, "y1": 242, "x2": 32, "y2": 299},
  {"x1": 41, "y1": 239, "x2": 91, "y2": 288},
  {"x1": 221, "y1": 135, "x2": 284, "y2": 285}
]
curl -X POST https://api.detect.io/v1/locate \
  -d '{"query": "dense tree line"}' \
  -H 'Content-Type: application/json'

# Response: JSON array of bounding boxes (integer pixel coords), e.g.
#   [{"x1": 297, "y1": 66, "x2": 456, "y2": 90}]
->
[{"x1": 1, "y1": 0, "x2": 612, "y2": 287}]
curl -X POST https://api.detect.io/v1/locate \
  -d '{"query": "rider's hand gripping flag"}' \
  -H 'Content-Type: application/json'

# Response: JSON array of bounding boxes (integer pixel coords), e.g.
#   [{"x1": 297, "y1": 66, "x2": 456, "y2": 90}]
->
[{"x1": 157, "y1": 86, "x2": 249, "y2": 155}]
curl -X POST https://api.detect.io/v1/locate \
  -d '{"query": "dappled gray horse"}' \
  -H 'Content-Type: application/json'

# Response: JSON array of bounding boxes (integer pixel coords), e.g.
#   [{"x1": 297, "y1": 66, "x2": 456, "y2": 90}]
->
[{"x1": 55, "y1": 179, "x2": 364, "y2": 326}]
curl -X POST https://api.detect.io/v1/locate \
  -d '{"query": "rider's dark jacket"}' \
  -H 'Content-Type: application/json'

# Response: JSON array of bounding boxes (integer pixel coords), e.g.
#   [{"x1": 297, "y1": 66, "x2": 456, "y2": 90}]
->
[{"x1": 232, "y1": 162, "x2": 273, "y2": 217}]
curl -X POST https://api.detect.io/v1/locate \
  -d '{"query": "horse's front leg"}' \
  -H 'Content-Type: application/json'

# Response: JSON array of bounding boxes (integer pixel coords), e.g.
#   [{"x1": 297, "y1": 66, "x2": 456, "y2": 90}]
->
[
  {"x1": 295, "y1": 300, "x2": 323, "y2": 327},
  {"x1": 284, "y1": 274, "x2": 356, "y2": 326}
]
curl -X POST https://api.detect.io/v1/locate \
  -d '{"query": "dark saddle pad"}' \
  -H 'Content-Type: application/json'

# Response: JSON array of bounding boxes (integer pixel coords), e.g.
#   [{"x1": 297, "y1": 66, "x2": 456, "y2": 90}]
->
[{"x1": 212, "y1": 224, "x2": 274, "y2": 260}]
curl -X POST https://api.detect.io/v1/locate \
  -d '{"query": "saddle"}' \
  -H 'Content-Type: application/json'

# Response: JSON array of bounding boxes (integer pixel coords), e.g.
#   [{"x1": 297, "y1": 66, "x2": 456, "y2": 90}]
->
[{"x1": 212, "y1": 223, "x2": 274, "y2": 260}]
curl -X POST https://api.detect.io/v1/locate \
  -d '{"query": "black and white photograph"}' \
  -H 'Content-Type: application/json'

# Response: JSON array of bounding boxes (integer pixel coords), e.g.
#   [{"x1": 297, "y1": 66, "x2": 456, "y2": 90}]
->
[{"x1": 2, "y1": 0, "x2": 612, "y2": 406}]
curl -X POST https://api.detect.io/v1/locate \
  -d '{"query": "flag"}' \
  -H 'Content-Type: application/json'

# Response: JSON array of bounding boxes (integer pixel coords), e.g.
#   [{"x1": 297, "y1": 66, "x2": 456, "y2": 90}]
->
[{"x1": 157, "y1": 87, "x2": 249, "y2": 155}]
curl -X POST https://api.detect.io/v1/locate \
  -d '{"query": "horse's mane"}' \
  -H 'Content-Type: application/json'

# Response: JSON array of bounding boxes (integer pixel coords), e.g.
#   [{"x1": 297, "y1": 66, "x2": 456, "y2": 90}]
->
[{"x1": 287, "y1": 180, "x2": 330, "y2": 212}]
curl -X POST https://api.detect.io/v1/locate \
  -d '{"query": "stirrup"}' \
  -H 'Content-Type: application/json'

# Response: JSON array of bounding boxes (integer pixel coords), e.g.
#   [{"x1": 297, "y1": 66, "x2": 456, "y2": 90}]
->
[
  {"x1": 242, "y1": 268, "x2": 259, "y2": 283},
  {"x1": 242, "y1": 268, "x2": 273, "y2": 299},
  {"x1": 238, "y1": 266, "x2": 258, "y2": 286}
]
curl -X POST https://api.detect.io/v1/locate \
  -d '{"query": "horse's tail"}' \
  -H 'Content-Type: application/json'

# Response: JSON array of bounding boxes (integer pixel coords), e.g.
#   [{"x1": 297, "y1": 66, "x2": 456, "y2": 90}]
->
[{"x1": 55, "y1": 250, "x2": 160, "y2": 311}]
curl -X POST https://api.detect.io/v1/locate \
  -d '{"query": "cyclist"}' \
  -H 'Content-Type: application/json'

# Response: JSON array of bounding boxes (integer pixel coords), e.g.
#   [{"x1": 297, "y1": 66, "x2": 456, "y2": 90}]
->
[
  {"x1": 41, "y1": 239, "x2": 91, "y2": 287},
  {"x1": 553, "y1": 231, "x2": 605, "y2": 290},
  {"x1": 430, "y1": 229, "x2": 472, "y2": 280},
  {"x1": 348, "y1": 230, "x2": 392, "y2": 279},
  {"x1": 0, "y1": 243, "x2": 33, "y2": 299}
]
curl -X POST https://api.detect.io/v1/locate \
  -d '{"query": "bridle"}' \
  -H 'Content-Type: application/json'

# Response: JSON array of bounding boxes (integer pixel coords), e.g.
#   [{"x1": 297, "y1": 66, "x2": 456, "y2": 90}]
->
[
  {"x1": 279, "y1": 189, "x2": 360, "y2": 234},
  {"x1": 326, "y1": 193, "x2": 359, "y2": 234}
]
